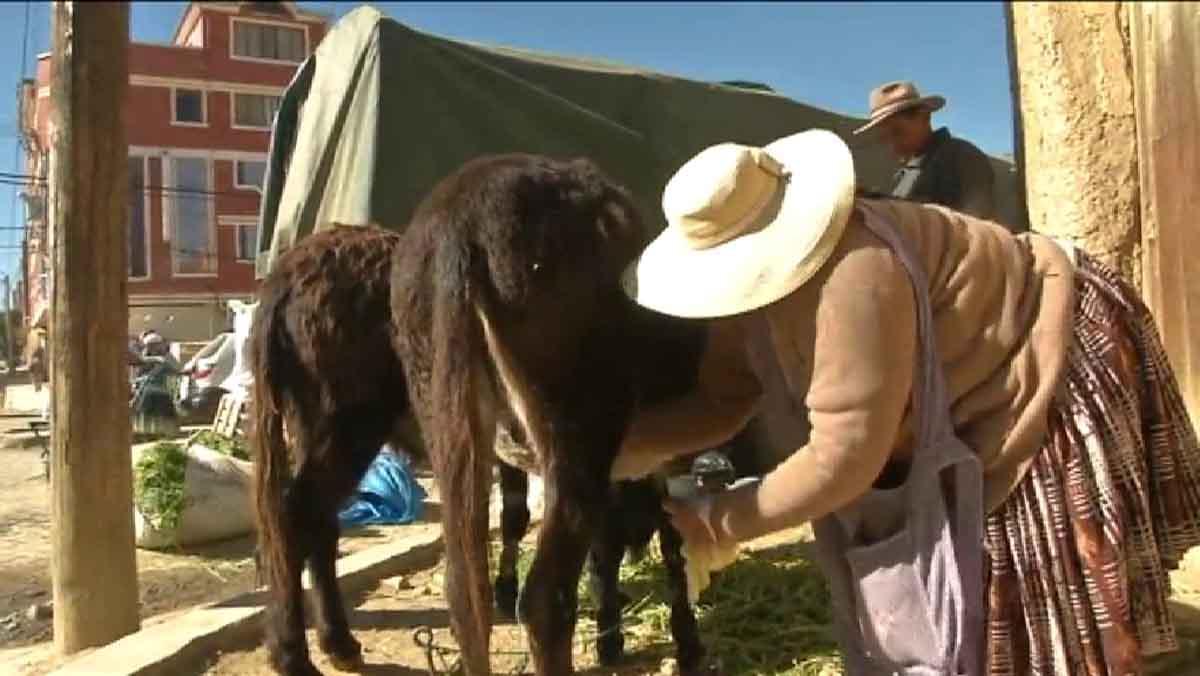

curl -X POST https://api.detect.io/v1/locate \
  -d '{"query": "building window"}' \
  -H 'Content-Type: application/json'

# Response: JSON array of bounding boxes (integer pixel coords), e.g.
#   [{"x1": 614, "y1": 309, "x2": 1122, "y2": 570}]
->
[
  {"x1": 168, "y1": 157, "x2": 215, "y2": 276},
  {"x1": 231, "y1": 20, "x2": 306, "y2": 63},
  {"x1": 235, "y1": 224, "x2": 257, "y2": 263},
  {"x1": 128, "y1": 156, "x2": 149, "y2": 280},
  {"x1": 20, "y1": 191, "x2": 45, "y2": 224},
  {"x1": 234, "y1": 159, "x2": 266, "y2": 191},
  {"x1": 173, "y1": 88, "x2": 206, "y2": 125},
  {"x1": 232, "y1": 93, "x2": 281, "y2": 129}
]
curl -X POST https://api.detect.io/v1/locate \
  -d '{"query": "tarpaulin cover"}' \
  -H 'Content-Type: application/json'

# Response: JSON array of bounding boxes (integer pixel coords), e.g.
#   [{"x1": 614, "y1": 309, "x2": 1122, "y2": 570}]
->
[
  {"x1": 338, "y1": 446, "x2": 428, "y2": 528},
  {"x1": 256, "y1": 4, "x2": 1019, "y2": 276}
]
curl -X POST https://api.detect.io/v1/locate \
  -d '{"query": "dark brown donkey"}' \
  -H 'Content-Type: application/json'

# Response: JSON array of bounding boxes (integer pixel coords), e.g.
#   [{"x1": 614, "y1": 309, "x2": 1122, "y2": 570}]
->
[
  {"x1": 252, "y1": 225, "x2": 410, "y2": 676},
  {"x1": 251, "y1": 158, "x2": 754, "y2": 674},
  {"x1": 390, "y1": 153, "x2": 746, "y2": 675}
]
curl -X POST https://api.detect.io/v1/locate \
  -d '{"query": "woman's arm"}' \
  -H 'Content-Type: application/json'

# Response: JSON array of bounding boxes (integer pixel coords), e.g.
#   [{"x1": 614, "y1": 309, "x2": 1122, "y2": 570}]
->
[
  {"x1": 610, "y1": 317, "x2": 763, "y2": 480},
  {"x1": 706, "y1": 239, "x2": 918, "y2": 543}
]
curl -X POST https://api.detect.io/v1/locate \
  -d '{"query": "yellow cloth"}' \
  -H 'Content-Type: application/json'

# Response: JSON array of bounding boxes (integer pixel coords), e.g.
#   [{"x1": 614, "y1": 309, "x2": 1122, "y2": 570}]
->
[
  {"x1": 682, "y1": 538, "x2": 739, "y2": 604},
  {"x1": 669, "y1": 477, "x2": 756, "y2": 603}
]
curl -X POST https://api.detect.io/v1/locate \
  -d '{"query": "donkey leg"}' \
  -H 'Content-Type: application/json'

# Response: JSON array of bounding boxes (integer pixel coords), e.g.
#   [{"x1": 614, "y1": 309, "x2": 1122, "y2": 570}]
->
[
  {"x1": 495, "y1": 463, "x2": 530, "y2": 621},
  {"x1": 659, "y1": 519, "x2": 719, "y2": 676},
  {"x1": 265, "y1": 476, "x2": 322, "y2": 676},
  {"x1": 307, "y1": 427, "x2": 384, "y2": 669},
  {"x1": 520, "y1": 475, "x2": 599, "y2": 675},
  {"x1": 309, "y1": 506, "x2": 362, "y2": 669},
  {"x1": 587, "y1": 501, "x2": 627, "y2": 666}
]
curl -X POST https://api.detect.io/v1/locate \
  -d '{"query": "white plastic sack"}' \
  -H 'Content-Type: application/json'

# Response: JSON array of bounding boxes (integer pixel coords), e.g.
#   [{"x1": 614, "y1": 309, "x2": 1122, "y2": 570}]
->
[{"x1": 133, "y1": 443, "x2": 256, "y2": 550}]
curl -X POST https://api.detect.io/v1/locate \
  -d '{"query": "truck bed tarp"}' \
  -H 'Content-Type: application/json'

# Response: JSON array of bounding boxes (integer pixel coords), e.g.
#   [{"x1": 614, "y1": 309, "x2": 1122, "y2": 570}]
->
[{"x1": 256, "y1": 5, "x2": 1017, "y2": 276}]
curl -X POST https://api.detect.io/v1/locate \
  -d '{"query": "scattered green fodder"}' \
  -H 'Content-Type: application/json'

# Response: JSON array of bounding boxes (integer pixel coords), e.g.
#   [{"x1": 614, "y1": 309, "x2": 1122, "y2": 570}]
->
[
  {"x1": 133, "y1": 441, "x2": 189, "y2": 536},
  {"x1": 620, "y1": 539, "x2": 842, "y2": 675},
  {"x1": 492, "y1": 536, "x2": 844, "y2": 675},
  {"x1": 190, "y1": 429, "x2": 250, "y2": 460}
]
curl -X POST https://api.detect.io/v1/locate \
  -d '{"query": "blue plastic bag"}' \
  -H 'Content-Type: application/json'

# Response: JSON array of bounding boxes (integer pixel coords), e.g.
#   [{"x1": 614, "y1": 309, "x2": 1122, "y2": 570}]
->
[{"x1": 338, "y1": 445, "x2": 427, "y2": 528}]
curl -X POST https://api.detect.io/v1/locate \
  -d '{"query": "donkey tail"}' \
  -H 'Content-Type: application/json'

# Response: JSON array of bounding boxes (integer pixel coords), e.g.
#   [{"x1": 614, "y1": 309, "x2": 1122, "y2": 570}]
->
[
  {"x1": 249, "y1": 284, "x2": 295, "y2": 597},
  {"x1": 426, "y1": 258, "x2": 494, "y2": 676}
]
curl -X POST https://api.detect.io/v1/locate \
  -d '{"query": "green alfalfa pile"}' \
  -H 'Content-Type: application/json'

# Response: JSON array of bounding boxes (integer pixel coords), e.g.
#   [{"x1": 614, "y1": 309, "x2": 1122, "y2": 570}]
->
[
  {"x1": 189, "y1": 429, "x2": 251, "y2": 460},
  {"x1": 490, "y1": 537, "x2": 844, "y2": 675},
  {"x1": 133, "y1": 432, "x2": 251, "y2": 535},
  {"x1": 133, "y1": 441, "x2": 190, "y2": 534}
]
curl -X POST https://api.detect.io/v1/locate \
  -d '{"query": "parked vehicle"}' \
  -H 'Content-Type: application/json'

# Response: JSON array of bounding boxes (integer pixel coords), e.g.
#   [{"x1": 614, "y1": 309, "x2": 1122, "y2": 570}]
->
[{"x1": 176, "y1": 331, "x2": 235, "y2": 423}]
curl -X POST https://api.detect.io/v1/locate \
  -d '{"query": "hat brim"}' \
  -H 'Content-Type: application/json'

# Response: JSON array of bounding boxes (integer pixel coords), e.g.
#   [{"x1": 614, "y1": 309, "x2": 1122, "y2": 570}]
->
[
  {"x1": 621, "y1": 129, "x2": 856, "y2": 319},
  {"x1": 852, "y1": 95, "x2": 946, "y2": 135}
]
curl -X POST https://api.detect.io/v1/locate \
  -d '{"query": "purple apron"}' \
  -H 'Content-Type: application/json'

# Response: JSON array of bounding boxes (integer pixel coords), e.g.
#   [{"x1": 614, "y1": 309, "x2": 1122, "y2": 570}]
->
[{"x1": 749, "y1": 203, "x2": 986, "y2": 675}]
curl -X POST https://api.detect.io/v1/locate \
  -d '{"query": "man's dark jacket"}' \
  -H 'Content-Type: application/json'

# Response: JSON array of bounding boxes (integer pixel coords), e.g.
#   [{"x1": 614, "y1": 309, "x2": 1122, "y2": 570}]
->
[{"x1": 890, "y1": 127, "x2": 996, "y2": 220}]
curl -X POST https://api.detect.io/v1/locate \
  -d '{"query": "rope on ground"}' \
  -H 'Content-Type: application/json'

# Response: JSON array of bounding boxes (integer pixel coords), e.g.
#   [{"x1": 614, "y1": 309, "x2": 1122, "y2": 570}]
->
[{"x1": 411, "y1": 619, "x2": 629, "y2": 676}]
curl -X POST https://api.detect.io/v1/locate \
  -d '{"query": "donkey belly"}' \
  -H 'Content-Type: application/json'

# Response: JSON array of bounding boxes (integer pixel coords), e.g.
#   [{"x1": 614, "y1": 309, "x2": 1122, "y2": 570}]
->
[{"x1": 493, "y1": 424, "x2": 542, "y2": 476}]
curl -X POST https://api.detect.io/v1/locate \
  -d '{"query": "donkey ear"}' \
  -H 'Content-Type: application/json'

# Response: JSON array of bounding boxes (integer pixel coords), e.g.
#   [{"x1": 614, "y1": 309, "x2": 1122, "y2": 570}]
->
[
  {"x1": 595, "y1": 199, "x2": 647, "y2": 270},
  {"x1": 596, "y1": 198, "x2": 642, "y2": 243}
]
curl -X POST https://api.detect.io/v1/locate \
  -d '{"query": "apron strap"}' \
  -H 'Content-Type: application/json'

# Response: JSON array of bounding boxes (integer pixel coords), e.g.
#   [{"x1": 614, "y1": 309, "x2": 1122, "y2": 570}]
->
[{"x1": 856, "y1": 201, "x2": 957, "y2": 455}]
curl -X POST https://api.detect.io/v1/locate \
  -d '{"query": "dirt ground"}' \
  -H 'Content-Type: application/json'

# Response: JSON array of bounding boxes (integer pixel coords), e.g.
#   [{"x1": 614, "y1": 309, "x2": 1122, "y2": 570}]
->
[
  {"x1": 201, "y1": 528, "x2": 839, "y2": 676},
  {"x1": 0, "y1": 414, "x2": 444, "y2": 673},
  {"x1": 197, "y1": 526, "x2": 1200, "y2": 676},
  {"x1": 3, "y1": 397, "x2": 1200, "y2": 675}
]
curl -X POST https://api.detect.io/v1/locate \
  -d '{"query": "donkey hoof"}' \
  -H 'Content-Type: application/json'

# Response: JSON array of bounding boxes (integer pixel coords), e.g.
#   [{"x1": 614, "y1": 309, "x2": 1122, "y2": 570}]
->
[
  {"x1": 617, "y1": 590, "x2": 634, "y2": 609},
  {"x1": 272, "y1": 654, "x2": 325, "y2": 676},
  {"x1": 596, "y1": 630, "x2": 626, "y2": 666},
  {"x1": 328, "y1": 653, "x2": 364, "y2": 673},
  {"x1": 679, "y1": 656, "x2": 723, "y2": 676},
  {"x1": 495, "y1": 576, "x2": 519, "y2": 621},
  {"x1": 319, "y1": 633, "x2": 363, "y2": 671}
]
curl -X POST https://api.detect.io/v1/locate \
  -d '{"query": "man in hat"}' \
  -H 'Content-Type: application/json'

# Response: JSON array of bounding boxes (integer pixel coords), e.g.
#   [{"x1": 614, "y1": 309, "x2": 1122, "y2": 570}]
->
[{"x1": 856, "y1": 81, "x2": 997, "y2": 221}]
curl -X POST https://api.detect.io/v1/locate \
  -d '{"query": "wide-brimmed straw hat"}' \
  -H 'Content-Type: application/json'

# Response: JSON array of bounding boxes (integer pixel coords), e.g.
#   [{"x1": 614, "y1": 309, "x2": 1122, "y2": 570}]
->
[
  {"x1": 853, "y1": 80, "x2": 946, "y2": 135},
  {"x1": 621, "y1": 129, "x2": 856, "y2": 319}
]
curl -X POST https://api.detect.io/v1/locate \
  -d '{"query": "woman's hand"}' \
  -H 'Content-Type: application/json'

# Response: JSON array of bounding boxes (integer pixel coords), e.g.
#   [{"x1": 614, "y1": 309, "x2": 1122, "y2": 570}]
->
[
  {"x1": 664, "y1": 493, "x2": 740, "y2": 604},
  {"x1": 663, "y1": 494, "x2": 720, "y2": 547}
]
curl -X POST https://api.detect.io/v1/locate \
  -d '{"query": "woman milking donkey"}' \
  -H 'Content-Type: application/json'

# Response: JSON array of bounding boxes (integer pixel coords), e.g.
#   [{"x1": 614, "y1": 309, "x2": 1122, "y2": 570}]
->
[{"x1": 612, "y1": 129, "x2": 1200, "y2": 675}]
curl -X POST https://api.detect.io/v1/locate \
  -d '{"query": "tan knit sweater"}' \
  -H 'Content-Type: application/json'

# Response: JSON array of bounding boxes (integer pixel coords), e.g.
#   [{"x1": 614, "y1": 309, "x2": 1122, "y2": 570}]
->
[{"x1": 616, "y1": 198, "x2": 1077, "y2": 541}]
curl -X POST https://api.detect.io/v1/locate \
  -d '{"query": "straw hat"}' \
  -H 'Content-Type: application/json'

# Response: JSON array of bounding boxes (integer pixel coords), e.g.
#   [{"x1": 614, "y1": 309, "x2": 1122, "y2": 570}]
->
[
  {"x1": 853, "y1": 81, "x2": 946, "y2": 135},
  {"x1": 621, "y1": 129, "x2": 856, "y2": 319}
]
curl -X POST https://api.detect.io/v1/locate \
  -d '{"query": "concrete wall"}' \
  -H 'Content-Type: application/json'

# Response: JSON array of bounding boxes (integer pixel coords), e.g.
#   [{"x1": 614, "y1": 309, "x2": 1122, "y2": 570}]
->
[
  {"x1": 1008, "y1": 1, "x2": 1142, "y2": 285},
  {"x1": 128, "y1": 297, "x2": 254, "y2": 343},
  {"x1": 1010, "y1": 1, "x2": 1200, "y2": 421}
]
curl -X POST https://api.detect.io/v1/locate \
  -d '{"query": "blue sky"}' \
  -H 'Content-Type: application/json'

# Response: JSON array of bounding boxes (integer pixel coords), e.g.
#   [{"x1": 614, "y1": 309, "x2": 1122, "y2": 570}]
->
[{"x1": 0, "y1": 1, "x2": 1014, "y2": 283}]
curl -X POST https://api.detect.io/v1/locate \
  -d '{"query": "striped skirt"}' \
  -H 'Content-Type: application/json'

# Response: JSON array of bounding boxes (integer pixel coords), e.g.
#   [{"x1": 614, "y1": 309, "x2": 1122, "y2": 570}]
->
[{"x1": 985, "y1": 251, "x2": 1200, "y2": 675}]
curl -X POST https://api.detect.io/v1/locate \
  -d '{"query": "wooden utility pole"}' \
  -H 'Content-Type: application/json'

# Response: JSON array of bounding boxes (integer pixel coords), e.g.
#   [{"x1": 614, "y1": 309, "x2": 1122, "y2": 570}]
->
[
  {"x1": 3, "y1": 275, "x2": 14, "y2": 370},
  {"x1": 49, "y1": 1, "x2": 140, "y2": 653}
]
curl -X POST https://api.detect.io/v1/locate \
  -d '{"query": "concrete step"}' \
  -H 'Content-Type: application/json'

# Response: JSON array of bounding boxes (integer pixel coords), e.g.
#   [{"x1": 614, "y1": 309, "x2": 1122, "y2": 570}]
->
[{"x1": 1, "y1": 431, "x2": 48, "y2": 450}]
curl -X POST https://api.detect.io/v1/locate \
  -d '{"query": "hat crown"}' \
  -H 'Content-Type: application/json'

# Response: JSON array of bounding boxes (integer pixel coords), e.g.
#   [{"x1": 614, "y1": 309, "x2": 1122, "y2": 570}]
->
[
  {"x1": 869, "y1": 80, "x2": 922, "y2": 112},
  {"x1": 662, "y1": 143, "x2": 785, "y2": 250}
]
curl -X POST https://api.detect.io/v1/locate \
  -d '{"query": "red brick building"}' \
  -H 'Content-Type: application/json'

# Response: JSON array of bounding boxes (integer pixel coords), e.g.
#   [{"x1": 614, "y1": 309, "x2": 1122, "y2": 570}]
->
[{"x1": 19, "y1": 1, "x2": 329, "y2": 342}]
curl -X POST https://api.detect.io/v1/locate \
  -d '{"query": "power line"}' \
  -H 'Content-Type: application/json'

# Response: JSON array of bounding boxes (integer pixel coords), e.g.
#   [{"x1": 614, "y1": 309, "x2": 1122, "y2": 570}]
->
[{"x1": 0, "y1": 172, "x2": 264, "y2": 201}]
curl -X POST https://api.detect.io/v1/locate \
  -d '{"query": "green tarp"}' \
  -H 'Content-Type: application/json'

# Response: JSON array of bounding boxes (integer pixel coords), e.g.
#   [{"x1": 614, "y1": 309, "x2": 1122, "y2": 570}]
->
[{"x1": 256, "y1": 5, "x2": 1018, "y2": 277}]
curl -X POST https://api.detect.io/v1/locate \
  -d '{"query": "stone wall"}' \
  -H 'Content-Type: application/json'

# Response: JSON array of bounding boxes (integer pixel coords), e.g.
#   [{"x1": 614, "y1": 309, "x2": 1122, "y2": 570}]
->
[
  {"x1": 1009, "y1": 1, "x2": 1200, "y2": 422},
  {"x1": 1008, "y1": 1, "x2": 1142, "y2": 285}
]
